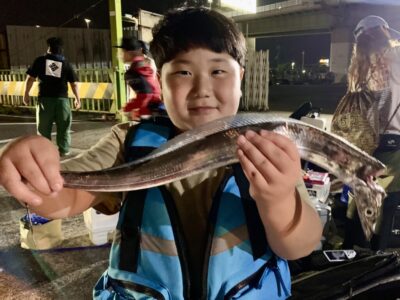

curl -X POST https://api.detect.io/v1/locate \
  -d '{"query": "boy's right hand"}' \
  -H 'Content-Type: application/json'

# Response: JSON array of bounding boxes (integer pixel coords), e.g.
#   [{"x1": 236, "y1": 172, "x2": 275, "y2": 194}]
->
[{"x1": 0, "y1": 136, "x2": 64, "y2": 206}]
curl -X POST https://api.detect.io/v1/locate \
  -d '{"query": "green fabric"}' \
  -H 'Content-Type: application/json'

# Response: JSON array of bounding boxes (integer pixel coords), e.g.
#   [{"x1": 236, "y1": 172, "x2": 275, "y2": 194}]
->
[{"x1": 36, "y1": 97, "x2": 71, "y2": 154}]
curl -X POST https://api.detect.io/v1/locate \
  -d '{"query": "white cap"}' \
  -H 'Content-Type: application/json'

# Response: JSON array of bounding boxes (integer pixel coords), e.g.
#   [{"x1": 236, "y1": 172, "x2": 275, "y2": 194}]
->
[{"x1": 354, "y1": 15, "x2": 400, "y2": 41}]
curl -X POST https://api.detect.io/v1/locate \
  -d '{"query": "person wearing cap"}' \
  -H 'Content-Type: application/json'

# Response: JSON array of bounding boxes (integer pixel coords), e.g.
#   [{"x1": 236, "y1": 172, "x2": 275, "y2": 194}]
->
[
  {"x1": 115, "y1": 37, "x2": 162, "y2": 120},
  {"x1": 23, "y1": 37, "x2": 81, "y2": 157},
  {"x1": 345, "y1": 15, "x2": 400, "y2": 250}
]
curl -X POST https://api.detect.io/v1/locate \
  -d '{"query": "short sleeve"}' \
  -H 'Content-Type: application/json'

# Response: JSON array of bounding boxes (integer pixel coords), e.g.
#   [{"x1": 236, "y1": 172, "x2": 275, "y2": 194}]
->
[
  {"x1": 61, "y1": 122, "x2": 132, "y2": 214},
  {"x1": 26, "y1": 57, "x2": 42, "y2": 78},
  {"x1": 385, "y1": 45, "x2": 400, "y2": 63},
  {"x1": 65, "y1": 61, "x2": 78, "y2": 83}
]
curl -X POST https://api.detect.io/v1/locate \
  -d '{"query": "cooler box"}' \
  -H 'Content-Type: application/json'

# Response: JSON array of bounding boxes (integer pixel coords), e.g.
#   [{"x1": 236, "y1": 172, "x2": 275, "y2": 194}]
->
[
  {"x1": 83, "y1": 208, "x2": 119, "y2": 245},
  {"x1": 303, "y1": 170, "x2": 331, "y2": 204}
]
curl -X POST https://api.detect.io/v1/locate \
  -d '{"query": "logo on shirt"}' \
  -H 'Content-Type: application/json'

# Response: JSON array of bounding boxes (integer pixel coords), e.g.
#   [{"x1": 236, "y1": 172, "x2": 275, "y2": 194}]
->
[{"x1": 45, "y1": 59, "x2": 62, "y2": 78}]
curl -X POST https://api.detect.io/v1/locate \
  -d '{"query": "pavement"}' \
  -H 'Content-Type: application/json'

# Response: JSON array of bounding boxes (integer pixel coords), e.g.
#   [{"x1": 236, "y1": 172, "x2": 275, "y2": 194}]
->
[
  {"x1": 0, "y1": 110, "x2": 335, "y2": 299},
  {"x1": 0, "y1": 114, "x2": 115, "y2": 299}
]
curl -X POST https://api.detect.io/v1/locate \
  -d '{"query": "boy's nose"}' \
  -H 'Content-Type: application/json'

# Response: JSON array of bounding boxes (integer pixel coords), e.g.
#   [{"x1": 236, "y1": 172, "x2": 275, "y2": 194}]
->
[{"x1": 191, "y1": 75, "x2": 211, "y2": 98}]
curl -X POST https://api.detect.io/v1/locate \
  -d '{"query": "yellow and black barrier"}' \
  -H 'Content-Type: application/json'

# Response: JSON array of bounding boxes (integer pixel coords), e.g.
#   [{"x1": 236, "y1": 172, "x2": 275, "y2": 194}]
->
[{"x1": 0, "y1": 81, "x2": 116, "y2": 114}]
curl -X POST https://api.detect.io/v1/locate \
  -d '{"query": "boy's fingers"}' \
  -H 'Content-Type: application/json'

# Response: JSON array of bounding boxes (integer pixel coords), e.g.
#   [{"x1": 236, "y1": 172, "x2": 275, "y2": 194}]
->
[
  {"x1": 259, "y1": 130, "x2": 300, "y2": 162},
  {"x1": 237, "y1": 134, "x2": 278, "y2": 182},
  {"x1": 245, "y1": 131, "x2": 291, "y2": 172},
  {"x1": 237, "y1": 148, "x2": 270, "y2": 187},
  {"x1": 0, "y1": 160, "x2": 42, "y2": 206},
  {"x1": 14, "y1": 153, "x2": 53, "y2": 195},
  {"x1": 246, "y1": 130, "x2": 297, "y2": 174},
  {"x1": 32, "y1": 149, "x2": 63, "y2": 192}
]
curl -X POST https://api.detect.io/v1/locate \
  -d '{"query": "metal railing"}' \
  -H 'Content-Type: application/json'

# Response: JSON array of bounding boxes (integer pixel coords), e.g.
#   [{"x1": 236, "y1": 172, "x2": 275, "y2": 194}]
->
[{"x1": 0, "y1": 68, "x2": 116, "y2": 114}]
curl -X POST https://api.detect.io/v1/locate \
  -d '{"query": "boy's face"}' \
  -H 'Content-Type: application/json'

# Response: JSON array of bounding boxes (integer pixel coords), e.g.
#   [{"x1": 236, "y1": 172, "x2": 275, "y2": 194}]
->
[
  {"x1": 120, "y1": 49, "x2": 142, "y2": 63},
  {"x1": 160, "y1": 48, "x2": 244, "y2": 131}
]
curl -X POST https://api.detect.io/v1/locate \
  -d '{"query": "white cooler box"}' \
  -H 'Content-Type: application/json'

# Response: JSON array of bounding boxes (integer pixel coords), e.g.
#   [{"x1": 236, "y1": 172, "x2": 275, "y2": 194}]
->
[
  {"x1": 83, "y1": 208, "x2": 119, "y2": 245},
  {"x1": 304, "y1": 170, "x2": 331, "y2": 204}
]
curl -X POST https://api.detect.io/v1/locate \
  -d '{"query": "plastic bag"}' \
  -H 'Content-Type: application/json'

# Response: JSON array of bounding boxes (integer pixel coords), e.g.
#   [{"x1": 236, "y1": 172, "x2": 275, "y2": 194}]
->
[{"x1": 331, "y1": 90, "x2": 379, "y2": 155}]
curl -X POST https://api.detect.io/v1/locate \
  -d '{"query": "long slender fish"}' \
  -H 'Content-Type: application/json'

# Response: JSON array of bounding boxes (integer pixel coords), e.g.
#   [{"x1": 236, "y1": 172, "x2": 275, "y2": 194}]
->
[{"x1": 62, "y1": 113, "x2": 386, "y2": 240}]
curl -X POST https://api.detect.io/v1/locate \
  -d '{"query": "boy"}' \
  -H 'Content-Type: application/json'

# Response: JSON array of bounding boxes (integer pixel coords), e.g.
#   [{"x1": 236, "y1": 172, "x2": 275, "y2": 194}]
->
[
  {"x1": 0, "y1": 7, "x2": 322, "y2": 299},
  {"x1": 115, "y1": 37, "x2": 162, "y2": 120}
]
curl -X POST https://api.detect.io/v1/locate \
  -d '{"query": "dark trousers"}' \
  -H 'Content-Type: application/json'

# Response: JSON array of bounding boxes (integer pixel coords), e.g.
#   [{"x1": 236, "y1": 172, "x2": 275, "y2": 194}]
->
[{"x1": 36, "y1": 97, "x2": 72, "y2": 154}]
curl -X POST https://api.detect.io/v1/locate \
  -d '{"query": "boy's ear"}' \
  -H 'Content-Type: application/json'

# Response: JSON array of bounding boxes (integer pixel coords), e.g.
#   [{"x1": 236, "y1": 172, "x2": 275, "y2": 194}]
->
[
  {"x1": 157, "y1": 72, "x2": 163, "y2": 101},
  {"x1": 240, "y1": 68, "x2": 245, "y2": 80},
  {"x1": 157, "y1": 72, "x2": 162, "y2": 88}
]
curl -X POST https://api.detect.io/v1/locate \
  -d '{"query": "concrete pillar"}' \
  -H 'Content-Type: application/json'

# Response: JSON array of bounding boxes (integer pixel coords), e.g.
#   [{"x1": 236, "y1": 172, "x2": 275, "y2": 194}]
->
[
  {"x1": 109, "y1": 0, "x2": 126, "y2": 121},
  {"x1": 246, "y1": 37, "x2": 256, "y2": 52},
  {"x1": 330, "y1": 27, "x2": 353, "y2": 83}
]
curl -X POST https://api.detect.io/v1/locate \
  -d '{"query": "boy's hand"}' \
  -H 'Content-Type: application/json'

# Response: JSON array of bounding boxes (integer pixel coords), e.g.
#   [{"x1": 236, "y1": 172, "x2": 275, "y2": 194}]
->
[
  {"x1": 0, "y1": 136, "x2": 64, "y2": 206},
  {"x1": 236, "y1": 130, "x2": 302, "y2": 207}
]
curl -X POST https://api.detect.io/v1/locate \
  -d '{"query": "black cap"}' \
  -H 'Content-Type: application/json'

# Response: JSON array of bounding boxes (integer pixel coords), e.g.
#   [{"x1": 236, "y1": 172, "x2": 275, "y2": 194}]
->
[{"x1": 114, "y1": 37, "x2": 143, "y2": 51}]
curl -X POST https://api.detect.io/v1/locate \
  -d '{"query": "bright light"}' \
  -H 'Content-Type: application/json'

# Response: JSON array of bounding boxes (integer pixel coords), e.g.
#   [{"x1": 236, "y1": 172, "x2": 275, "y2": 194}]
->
[
  {"x1": 302, "y1": 69, "x2": 306, "y2": 74},
  {"x1": 35, "y1": 25, "x2": 40, "y2": 28},
  {"x1": 291, "y1": 62, "x2": 295, "y2": 70},
  {"x1": 208, "y1": 0, "x2": 256, "y2": 13},
  {"x1": 319, "y1": 58, "x2": 330, "y2": 66},
  {"x1": 84, "y1": 18, "x2": 91, "y2": 29}
]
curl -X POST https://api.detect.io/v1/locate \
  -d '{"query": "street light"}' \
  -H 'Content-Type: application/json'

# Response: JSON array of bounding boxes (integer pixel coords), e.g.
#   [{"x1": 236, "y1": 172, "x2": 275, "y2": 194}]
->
[{"x1": 84, "y1": 18, "x2": 91, "y2": 29}]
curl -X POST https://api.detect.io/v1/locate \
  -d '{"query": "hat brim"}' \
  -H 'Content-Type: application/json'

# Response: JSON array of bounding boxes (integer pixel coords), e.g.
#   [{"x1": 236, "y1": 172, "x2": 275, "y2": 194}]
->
[{"x1": 389, "y1": 27, "x2": 400, "y2": 40}]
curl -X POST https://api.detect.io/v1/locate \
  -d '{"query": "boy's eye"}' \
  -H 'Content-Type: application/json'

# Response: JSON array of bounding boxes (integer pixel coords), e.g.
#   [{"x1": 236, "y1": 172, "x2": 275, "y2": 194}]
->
[
  {"x1": 173, "y1": 70, "x2": 191, "y2": 76},
  {"x1": 212, "y1": 69, "x2": 226, "y2": 75}
]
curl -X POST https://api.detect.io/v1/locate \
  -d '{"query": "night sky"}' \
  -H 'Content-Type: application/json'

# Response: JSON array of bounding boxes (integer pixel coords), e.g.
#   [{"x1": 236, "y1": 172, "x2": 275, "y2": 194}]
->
[
  {"x1": 0, "y1": 0, "x2": 181, "y2": 30},
  {"x1": 256, "y1": 34, "x2": 331, "y2": 67},
  {"x1": 0, "y1": 0, "x2": 332, "y2": 65}
]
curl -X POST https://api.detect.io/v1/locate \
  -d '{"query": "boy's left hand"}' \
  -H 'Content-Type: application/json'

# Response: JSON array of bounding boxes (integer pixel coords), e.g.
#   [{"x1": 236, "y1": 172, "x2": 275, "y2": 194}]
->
[{"x1": 236, "y1": 129, "x2": 302, "y2": 207}]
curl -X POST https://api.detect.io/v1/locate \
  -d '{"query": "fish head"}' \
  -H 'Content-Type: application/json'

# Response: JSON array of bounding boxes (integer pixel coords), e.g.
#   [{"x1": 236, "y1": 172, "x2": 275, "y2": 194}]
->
[{"x1": 352, "y1": 178, "x2": 387, "y2": 241}]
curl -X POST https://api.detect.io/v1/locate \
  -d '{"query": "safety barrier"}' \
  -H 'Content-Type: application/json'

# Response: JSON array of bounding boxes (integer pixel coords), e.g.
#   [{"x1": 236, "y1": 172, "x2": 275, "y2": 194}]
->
[{"x1": 0, "y1": 68, "x2": 116, "y2": 114}]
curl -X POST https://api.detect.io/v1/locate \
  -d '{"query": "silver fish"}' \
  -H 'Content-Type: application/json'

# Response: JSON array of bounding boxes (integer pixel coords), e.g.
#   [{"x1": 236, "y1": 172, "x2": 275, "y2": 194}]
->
[{"x1": 62, "y1": 113, "x2": 386, "y2": 240}]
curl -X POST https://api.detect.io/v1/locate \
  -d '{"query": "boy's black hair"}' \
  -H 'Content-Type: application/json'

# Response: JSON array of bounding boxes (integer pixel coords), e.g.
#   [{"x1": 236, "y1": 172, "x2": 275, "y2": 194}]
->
[
  {"x1": 150, "y1": 7, "x2": 246, "y2": 69},
  {"x1": 46, "y1": 37, "x2": 63, "y2": 55}
]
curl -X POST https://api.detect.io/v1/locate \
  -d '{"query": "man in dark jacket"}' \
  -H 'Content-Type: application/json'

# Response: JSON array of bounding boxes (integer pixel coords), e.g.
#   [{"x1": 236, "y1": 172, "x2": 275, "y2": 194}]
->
[{"x1": 23, "y1": 37, "x2": 80, "y2": 156}]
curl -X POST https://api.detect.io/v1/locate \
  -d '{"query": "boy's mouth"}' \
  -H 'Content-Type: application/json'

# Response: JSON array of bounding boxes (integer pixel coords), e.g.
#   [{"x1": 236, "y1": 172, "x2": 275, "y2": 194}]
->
[{"x1": 188, "y1": 106, "x2": 217, "y2": 114}]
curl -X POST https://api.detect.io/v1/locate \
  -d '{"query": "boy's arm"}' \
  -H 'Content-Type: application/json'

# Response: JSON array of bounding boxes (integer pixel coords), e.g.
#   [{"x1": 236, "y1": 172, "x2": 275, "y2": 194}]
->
[
  {"x1": 237, "y1": 130, "x2": 322, "y2": 260},
  {"x1": 0, "y1": 135, "x2": 95, "y2": 218},
  {"x1": 0, "y1": 123, "x2": 129, "y2": 219}
]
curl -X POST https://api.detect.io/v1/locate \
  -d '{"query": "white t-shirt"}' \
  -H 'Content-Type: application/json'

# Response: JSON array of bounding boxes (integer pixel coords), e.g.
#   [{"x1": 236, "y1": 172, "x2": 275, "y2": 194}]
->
[{"x1": 377, "y1": 46, "x2": 400, "y2": 134}]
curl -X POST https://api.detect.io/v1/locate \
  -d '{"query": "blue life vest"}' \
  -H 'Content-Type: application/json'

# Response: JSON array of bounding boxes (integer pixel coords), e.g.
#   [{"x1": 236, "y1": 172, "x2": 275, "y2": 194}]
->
[{"x1": 93, "y1": 117, "x2": 291, "y2": 299}]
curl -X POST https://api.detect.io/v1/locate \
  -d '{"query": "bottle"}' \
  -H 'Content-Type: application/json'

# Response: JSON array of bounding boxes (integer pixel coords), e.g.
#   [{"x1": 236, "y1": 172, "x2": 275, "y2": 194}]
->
[{"x1": 340, "y1": 185, "x2": 351, "y2": 205}]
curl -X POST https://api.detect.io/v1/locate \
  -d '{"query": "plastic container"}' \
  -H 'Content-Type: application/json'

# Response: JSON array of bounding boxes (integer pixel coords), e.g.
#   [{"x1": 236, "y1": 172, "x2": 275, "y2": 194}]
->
[{"x1": 83, "y1": 208, "x2": 119, "y2": 245}]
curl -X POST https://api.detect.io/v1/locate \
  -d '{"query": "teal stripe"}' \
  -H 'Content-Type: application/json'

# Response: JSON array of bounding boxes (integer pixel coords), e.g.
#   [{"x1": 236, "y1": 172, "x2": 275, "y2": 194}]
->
[
  {"x1": 214, "y1": 176, "x2": 247, "y2": 236},
  {"x1": 132, "y1": 123, "x2": 170, "y2": 147},
  {"x1": 141, "y1": 188, "x2": 175, "y2": 240}
]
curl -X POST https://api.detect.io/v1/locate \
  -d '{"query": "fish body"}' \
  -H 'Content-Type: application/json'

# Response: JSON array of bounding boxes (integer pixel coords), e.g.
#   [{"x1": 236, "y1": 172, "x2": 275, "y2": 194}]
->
[{"x1": 62, "y1": 113, "x2": 386, "y2": 240}]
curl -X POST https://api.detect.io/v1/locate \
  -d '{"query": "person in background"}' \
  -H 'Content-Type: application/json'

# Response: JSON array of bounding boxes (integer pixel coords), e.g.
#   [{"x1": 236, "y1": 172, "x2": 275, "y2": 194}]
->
[
  {"x1": 23, "y1": 37, "x2": 80, "y2": 157},
  {"x1": 343, "y1": 15, "x2": 400, "y2": 250},
  {"x1": 115, "y1": 37, "x2": 162, "y2": 120},
  {"x1": 0, "y1": 8, "x2": 322, "y2": 299}
]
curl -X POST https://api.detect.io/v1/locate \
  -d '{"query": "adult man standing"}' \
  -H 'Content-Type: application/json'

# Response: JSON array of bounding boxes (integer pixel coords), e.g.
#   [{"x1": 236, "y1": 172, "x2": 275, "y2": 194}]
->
[{"x1": 23, "y1": 37, "x2": 80, "y2": 156}]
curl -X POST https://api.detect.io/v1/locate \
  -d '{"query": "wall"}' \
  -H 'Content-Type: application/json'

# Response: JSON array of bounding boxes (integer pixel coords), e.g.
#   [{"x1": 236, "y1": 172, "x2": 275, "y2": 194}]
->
[{"x1": 6, "y1": 25, "x2": 111, "y2": 69}]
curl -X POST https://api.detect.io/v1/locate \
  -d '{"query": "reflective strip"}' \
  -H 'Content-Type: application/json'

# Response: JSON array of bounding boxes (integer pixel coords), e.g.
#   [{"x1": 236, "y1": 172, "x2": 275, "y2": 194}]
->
[
  {"x1": 113, "y1": 230, "x2": 179, "y2": 257},
  {"x1": 7, "y1": 81, "x2": 16, "y2": 95},
  {"x1": 211, "y1": 225, "x2": 249, "y2": 256},
  {"x1": 0, "y1": 81, "x2": 114, "y2": 99},
  {"x1": 141, "y1": 233, "x2": 178, "y2": 256},
  {"x1": 93, "y1": 83, "x2": 107, "y2": 99}
]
